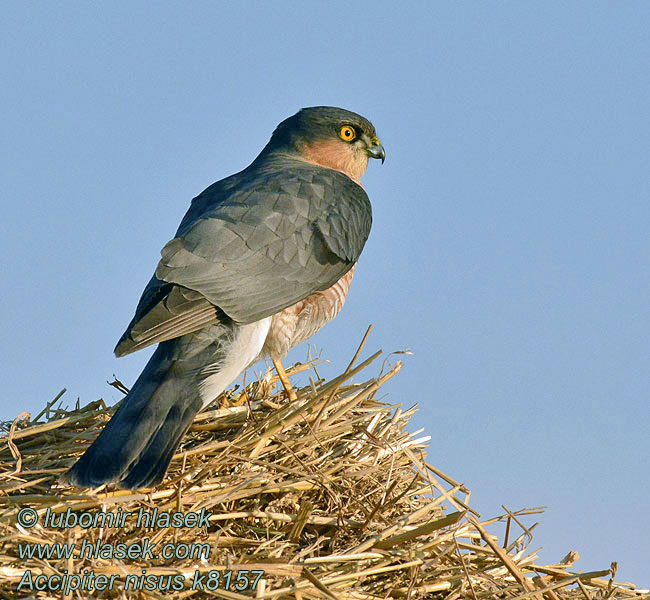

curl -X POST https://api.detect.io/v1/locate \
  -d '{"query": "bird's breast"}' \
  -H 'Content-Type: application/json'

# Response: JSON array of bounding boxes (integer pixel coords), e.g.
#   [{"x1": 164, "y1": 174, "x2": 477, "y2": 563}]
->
[{"x1": 262, "y1": 265, "x2": 357, "y2": 359}]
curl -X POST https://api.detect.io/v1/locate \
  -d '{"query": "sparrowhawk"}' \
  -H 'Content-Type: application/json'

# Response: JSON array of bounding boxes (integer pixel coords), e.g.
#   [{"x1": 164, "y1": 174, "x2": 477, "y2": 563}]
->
[{"x1": 64, "y1": 106, "x2": 385, "y2": 489}]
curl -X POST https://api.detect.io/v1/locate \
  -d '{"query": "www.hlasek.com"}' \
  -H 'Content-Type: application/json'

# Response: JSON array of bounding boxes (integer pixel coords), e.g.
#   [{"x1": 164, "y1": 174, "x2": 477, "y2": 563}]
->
[{"x1": 15, "y1": 506, "x2": 265, "y2": 593}]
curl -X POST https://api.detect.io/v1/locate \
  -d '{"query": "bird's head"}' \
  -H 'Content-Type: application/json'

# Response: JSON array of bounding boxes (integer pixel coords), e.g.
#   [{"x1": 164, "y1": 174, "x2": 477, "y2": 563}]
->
[{"x1": 262, "y1": 106, "x2": 385, "y2": 183}]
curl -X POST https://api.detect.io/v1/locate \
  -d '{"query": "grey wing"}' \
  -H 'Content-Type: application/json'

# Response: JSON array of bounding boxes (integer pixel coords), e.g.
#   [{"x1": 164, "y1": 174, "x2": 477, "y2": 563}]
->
[
  {"x1": 115, "y1": 165, "x2": 371, "y2": 357},
  {"x1": 114, "y1": 277, "x2": 220, "y2": 357}
]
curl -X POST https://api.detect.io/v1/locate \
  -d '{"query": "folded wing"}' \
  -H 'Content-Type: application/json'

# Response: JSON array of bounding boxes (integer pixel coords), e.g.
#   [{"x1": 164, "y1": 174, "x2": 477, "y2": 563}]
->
[{"x1": 115, "y1": 164, "x2": 372, "y2": 357}]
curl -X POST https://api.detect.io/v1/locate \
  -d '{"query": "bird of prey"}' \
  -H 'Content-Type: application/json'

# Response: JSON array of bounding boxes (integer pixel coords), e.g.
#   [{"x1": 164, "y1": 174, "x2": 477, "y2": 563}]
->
[{"x1": 63, "y1": 106, "x2": 385, "y2": 490}]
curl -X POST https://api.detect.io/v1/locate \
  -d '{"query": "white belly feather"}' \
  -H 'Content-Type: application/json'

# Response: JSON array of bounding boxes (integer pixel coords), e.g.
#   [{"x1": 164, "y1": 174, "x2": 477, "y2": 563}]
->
[{"x1": 198, "y1": 317, "x2": 271, "y2": 407}]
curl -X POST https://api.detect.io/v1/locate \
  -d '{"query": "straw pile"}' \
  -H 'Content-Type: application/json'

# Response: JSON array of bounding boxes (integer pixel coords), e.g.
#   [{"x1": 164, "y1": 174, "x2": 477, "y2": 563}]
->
[{"x1": 1, "y1": 335, "x2": 648, "y2": 599}]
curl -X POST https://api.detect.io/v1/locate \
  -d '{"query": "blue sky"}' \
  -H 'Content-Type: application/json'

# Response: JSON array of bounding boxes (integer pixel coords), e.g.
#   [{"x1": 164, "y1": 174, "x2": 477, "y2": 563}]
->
[{"x1": 2, "y1": 1, "x2": 649, "y2": 586}]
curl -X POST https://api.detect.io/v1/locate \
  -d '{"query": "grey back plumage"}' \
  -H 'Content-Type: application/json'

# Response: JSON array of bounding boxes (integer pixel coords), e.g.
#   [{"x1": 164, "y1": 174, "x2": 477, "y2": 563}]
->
[{"x1": 115, "y1": 156, "x2": 372, "y2": 357}]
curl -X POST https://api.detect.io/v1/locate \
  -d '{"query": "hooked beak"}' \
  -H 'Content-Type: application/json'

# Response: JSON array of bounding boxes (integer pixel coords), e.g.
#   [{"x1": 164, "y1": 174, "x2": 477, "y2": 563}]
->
[{"x1": 366, "y1": 136, "x2": 386, "y2": 164}]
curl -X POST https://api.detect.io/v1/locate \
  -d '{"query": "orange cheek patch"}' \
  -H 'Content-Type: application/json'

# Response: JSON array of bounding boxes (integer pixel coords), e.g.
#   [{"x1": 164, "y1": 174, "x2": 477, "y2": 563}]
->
[{"x1": 300, "y1": 140, "x2": 369, "y2": 184}]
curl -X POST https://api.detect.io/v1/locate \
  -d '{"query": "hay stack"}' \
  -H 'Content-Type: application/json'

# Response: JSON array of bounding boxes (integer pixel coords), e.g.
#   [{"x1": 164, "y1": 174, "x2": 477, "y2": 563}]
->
[{"x1": 1, "y1": 338, "x2": 647, "y2": 599}]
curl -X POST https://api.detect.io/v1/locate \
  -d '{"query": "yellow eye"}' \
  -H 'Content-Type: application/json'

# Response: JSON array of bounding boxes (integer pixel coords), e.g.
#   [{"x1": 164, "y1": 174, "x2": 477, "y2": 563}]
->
[{"x1": 339, "y1": 125, "x2": 356, "y2": 141}]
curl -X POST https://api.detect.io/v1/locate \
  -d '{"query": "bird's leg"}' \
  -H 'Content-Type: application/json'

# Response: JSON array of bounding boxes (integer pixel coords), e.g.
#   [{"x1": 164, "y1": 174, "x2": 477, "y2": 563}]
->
[{"x1": 272, "y1": 358, "x2": 298, "y2": 403}]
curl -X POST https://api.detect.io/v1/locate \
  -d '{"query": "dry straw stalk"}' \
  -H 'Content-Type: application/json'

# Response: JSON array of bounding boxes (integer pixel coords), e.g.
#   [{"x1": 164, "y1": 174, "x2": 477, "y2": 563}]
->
[{"x1": 1, "y1": 334, "x2": 647, "y2": 599}]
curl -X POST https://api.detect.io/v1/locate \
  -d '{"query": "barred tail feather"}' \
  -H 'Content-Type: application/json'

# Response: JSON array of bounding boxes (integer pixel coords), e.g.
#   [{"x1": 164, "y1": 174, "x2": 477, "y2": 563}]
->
[
  {"x1": 63, "y1": 340, "x2": 202, "y2": 489},
  {"x1": 63, "y1": 319, "x2": 271, "y2": 490}
]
